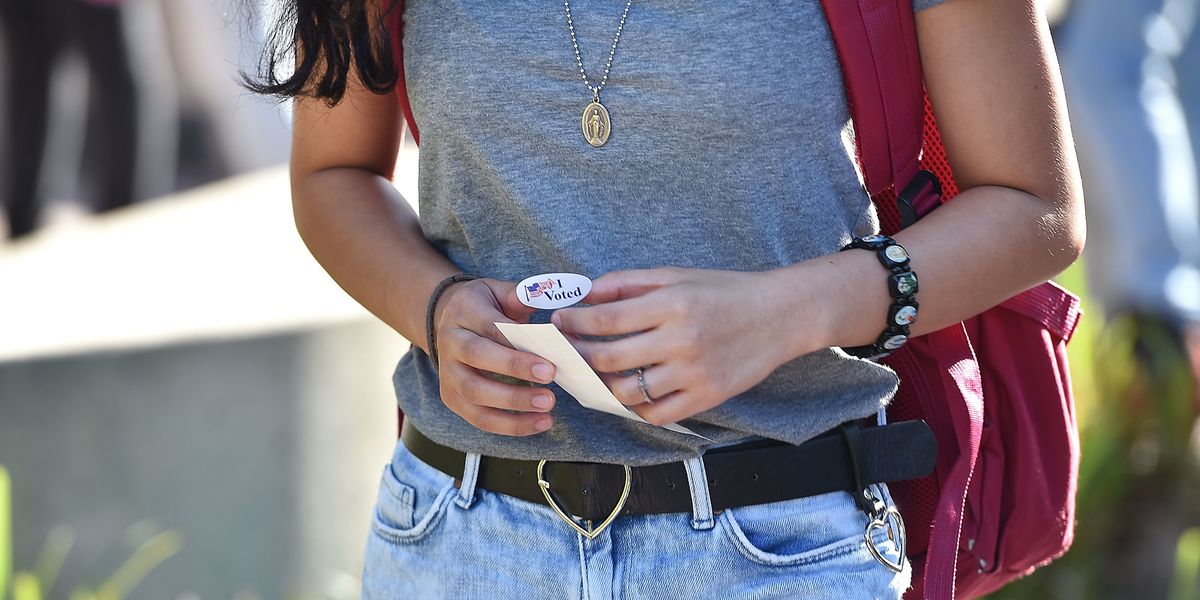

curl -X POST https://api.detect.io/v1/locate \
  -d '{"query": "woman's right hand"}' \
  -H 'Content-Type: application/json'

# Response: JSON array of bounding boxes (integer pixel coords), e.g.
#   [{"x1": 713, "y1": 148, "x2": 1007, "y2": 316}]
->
[{"x1": 432, "y1": 278, "x2": 558, "y2": 436}]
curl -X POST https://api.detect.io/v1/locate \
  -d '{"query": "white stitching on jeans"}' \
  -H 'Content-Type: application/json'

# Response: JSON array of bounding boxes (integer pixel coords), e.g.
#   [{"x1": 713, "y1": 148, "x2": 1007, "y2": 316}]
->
[
  {"x1": 684, "y1": 456, "x2": 715, "y2": 530},
  {"x1": 372, "y1": 482, "x2": 457, "y2": 544},
  {"x1": 719, "y1": 508, "x2": 885, "y2": 567},
  {"x1": 577, "y1": 532, "x2": 590, "y2": 600},
  {"x1": 456, "y1": 452, "x2": 482, "y2": 509}
]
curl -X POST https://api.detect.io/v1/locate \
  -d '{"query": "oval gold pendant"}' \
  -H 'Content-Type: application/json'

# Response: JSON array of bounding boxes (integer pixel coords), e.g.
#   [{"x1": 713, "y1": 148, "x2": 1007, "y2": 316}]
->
[{"x1": 581, "y1": 102, "x2": 611, "y2": 147}]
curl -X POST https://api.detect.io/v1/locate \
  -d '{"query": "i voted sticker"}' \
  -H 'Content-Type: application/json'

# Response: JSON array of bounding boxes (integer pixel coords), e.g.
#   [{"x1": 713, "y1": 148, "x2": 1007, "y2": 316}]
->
[{"x1": 517, "y1": 273, "x2": 592, "y2": 310}]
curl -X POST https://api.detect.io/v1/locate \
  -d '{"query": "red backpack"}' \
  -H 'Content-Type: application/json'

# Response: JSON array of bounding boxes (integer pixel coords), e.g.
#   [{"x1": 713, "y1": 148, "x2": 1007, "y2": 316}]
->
[
  {"x1": 386, "y1": 4, "x2": 1082, "y2": 597},
  {"x1": 817, "y1": 0, "x2": 1082, "y2": 597}
]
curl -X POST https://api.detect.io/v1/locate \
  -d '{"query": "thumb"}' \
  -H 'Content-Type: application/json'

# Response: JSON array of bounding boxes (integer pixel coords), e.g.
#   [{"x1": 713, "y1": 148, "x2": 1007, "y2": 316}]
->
[{"x1": 487, "y1": 279, "x2": 539, "y2": 322}]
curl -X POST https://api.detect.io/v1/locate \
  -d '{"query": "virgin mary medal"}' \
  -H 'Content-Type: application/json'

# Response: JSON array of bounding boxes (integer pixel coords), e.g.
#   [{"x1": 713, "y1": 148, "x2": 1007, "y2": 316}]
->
[{"x1": 582, "y1": 101, "x2": 611, "y2": 147}]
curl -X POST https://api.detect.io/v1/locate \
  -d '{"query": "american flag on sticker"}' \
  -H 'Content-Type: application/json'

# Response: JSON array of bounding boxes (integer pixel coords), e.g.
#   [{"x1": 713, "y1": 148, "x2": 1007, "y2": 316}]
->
[{"x1": 525, "y1": 278, "x2": 556, "y2": 298}]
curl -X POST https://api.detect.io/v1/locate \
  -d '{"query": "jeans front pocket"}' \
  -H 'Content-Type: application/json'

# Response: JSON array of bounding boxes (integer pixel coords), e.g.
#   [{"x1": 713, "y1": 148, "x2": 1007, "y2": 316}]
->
[
  {"x1": 719, "y1": 488, "x2": 889, "y2": 568},
  {"x1": 370, "y1": 442, "x2": 458, "y2": 544}
]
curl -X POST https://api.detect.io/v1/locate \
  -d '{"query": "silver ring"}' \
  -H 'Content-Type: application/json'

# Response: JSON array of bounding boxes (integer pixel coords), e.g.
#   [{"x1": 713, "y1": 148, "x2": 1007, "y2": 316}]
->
[{"x1": 635, "y1": 367, "x2": 655, "y2": 404}]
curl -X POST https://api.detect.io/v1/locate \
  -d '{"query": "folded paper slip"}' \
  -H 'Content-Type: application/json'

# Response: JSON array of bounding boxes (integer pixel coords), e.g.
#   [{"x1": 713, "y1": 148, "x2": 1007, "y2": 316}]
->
[{"x1": 494, "y1": 322, "x2": 710, "y2": 440}]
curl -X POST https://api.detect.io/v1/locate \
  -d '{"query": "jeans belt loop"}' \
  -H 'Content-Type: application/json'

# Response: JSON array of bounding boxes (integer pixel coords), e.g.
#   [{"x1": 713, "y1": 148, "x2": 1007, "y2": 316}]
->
[
  {"x1": 683, "y1": 455, "x2": 715, "y2": 530},
  {"x1": 456, "y1": 452, "x2": 482, "y2": 509}
]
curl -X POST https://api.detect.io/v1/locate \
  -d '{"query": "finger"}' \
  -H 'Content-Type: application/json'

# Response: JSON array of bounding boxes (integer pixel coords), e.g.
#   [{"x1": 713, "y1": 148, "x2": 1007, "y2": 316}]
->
[
  {"x1": 573, "y1": 332, "x2": 671, "y2": 374},
  {"x1": 581, "y1": 267, "x2": 688, "y2": 305},
  {"x1": 484, "y1": 279, "x2": 539, "y2": 322},
  {"x1": 446, "y1": 395, "x2": 555, "y2": 437},
  {"x1": 443, "y1": 360, "x2": 557, "y2": 413},
  {"x1": 630, "y1": 390, "x2": 704, "y2": 427},
  {"x1": 597, "y1": 372, "x2": 640, "y2": 405},
  {"x1": 443, "y1": 328, "x2": 556, "y2": 384},
  {"x1": 552, "y1": 293, "x2": 673, "y2": 336},
  {"x1": 602, "y1": 366, "x2": 686, "y2": 407}
]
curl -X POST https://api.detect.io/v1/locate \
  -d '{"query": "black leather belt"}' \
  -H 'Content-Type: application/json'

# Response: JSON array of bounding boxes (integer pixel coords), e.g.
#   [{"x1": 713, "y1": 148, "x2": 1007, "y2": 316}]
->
[{"x1": 401, "y1": 419, "x2": 936, "y2": 522}]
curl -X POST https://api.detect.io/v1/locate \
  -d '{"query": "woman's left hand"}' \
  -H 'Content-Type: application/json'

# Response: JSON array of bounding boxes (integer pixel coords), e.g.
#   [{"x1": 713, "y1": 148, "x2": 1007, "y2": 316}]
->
[{"x1": 552, "y1": 266, "x2": 822, "y2": 426}]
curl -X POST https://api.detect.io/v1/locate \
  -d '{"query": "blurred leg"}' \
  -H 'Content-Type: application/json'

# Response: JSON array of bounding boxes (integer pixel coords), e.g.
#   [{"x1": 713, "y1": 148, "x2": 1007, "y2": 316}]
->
[
  {"x1": 1060, "y1": 8, "x2": 1200, "y2": 598},
  {"x1": 1059, "y1": 0, "x2": 1200, "y2": 324},
  {"x1": 71, "y1": 1, "x2": 139, "y2": 213},
  {"x1": 157, "y1": 0, "x2": 290, "y2": 181},
  {"x1": 1148, "y1": 0, "x2": 1200, "y2": 323},
  {"x1": 1168, "y1": 0, "x2": 1200, "y2": 171},
  {"x1": 1163, "y1": 0, "x2": 1200, "y2": 388},
  {"x1": 0, "y1": 0, "x2": 63, "y2": 238}
]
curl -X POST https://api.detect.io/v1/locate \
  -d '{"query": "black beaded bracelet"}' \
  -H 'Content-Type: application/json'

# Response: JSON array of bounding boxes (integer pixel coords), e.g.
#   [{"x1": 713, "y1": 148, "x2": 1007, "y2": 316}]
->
[
  {"x1": 839, "y1": 235, "x2": 919, "y2": 359},
  {"x1": 425, "y1": 273, "x2": 480, "y2": 371}
]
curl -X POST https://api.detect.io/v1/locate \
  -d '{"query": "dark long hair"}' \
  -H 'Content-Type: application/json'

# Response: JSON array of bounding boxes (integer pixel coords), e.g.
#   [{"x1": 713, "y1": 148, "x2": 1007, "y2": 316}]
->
[{"x1": 245, "y1": 0, "x2": 399, "y2": 106}]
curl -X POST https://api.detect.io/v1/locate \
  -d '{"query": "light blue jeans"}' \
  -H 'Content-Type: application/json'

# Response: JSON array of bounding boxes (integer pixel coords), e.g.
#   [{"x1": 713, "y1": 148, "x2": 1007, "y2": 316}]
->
[{"x1": 361, "y1": 437, "x2": 911, "y2": 598}]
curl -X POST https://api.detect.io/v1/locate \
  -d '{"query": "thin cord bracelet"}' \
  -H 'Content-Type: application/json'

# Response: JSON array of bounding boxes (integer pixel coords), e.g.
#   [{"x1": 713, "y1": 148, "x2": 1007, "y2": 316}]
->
[
  {"x1": 839, "y1": 235, "x2": 919, "y2": 359},
  {"x1": 425, "y1": 273, "x2": 480, "y2": 371}
]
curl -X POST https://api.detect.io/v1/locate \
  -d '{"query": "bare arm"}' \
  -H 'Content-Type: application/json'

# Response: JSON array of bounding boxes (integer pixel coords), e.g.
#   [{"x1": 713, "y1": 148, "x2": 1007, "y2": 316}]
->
[
  {"x1": 291, "y1": 66, "x2": 557, "y2": 436},
  {"x1": 290, "y1": 78, "x2": 456, "y2": 349},
  {"x1": 791, "y1": 0, "x2": 1086, "y2": 353}
]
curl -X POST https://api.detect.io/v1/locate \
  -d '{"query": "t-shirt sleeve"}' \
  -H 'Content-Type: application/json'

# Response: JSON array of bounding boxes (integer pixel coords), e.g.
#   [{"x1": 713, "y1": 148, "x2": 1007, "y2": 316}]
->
[{"x1": 914, "y1": 0, "x2": 949, "y2": 10}]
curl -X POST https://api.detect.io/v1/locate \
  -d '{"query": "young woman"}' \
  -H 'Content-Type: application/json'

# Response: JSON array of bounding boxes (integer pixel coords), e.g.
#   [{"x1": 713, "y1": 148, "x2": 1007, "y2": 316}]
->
[{"x1": 254, "y1": 0, "x2": 1084, "y2": 596}]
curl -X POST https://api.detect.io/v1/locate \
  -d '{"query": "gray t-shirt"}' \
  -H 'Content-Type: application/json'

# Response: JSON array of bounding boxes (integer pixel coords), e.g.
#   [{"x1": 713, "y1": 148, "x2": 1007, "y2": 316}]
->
[{"x1": 396, "y1": 0, "x2": 947, "y2": 465}]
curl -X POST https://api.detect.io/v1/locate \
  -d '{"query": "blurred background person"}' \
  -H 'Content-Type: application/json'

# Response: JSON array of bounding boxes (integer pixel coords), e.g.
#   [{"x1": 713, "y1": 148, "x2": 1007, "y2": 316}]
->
[
  {"x1": 1021, "y1": 0, "x2": 1200, "y2": 597},
  {"x1": 0, "y1": 0, "x2": 147, "y2": 239},
  {"x1": 0, "y1": 0, "x2": 289, "y2": 241},
  {"x1": 157, "y1": 0, "x2": 290, "y2": 188},
  {"x1": 1060, "y1": 0, "x2": 1200, "y2": 391}
]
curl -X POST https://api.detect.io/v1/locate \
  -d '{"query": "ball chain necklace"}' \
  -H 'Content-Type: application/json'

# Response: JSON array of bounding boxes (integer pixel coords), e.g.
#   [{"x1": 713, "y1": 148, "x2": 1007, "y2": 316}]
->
[{"x1": 563, "y1": 0, "x2": 634, "y2": 148}]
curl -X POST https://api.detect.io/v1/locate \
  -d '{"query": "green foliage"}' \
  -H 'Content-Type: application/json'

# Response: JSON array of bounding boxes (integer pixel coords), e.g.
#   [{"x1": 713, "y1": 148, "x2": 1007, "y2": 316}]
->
[
  {"x1": 32, "y1": 527, "x2": 72, "y2": 598},
  {"x1": 11, "y1": 574, "x2": 38, "y2": 600},
  {"x1": 94, "y1": 530, "x2": 182, "y2": 600},
  {"x1": 0, "y1": 465, "x2": 182, "y2": 600},
  {"x1": 1173, "y1": 528, "x2": 1200, "y2": 600}
]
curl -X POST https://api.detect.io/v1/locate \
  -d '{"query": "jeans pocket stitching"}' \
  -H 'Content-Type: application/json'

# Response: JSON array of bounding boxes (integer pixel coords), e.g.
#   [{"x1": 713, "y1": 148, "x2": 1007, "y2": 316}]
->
[
  {"x1": 379, "y1": 465, "x2": 417, "y2": 529},
  {"x1": 372, "y1": 476, "x2": 458, "y2": 545},
  {"x1": 718, "y1": 508, "x2": 872, "y2": 567}
]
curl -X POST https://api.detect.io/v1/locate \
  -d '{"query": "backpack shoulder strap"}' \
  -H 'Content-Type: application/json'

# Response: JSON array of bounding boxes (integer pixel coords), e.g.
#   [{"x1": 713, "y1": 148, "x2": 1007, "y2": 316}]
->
[
  {"x1": 387, "y1": 1, "x2": 420, "y2": 144},
  {"x1": 818, "y1": 0, "x2": 925, "y2": 196},
  {"x1": 819, "y1": 3, "x2": 982, "y2": 599}
]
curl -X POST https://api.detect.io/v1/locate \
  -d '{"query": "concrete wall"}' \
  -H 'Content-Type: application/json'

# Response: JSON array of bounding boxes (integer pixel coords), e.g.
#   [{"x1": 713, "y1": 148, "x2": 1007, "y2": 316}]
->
[
  {"x1": 1, "y1": 323, "x2": 403, "y2": 599},
  {"x1": 0, "y1": 165, "x2": 420, "y2": 599}
]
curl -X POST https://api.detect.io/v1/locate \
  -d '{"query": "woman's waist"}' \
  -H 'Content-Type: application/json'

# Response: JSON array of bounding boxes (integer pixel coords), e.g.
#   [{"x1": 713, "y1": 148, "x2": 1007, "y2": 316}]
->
[{"x1": 393, "y1": 344, "x2": 898, "y2": 463}]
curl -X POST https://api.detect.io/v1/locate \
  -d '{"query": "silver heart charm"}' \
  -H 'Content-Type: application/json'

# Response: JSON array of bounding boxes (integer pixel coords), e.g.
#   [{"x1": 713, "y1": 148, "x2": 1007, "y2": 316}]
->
[{"x1": 864, "y1": 506, "x2": 907, "y2": 573}]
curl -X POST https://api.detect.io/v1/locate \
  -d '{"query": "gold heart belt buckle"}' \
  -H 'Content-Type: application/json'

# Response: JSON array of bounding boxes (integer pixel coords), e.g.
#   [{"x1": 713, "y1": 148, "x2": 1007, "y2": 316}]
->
[{"x1": 537, "y1": 460, "x2": 632, "y2": 540}]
